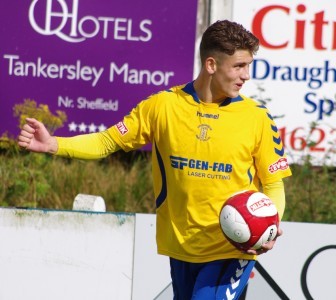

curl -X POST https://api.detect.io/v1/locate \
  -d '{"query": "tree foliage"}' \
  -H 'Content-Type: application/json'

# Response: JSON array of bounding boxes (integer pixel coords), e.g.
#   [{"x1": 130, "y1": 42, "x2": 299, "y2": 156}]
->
[{"x1": 13, "y1": 99, "x2": 67, "y2": 135}]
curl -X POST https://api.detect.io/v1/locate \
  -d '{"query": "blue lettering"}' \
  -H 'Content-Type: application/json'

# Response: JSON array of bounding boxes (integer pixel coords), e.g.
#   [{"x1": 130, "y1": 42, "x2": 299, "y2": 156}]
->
[
  {"x1": 189, "y1": 159, "x2": 209, "y2": 170},
  {"x1": 304, "y1": 92, "x2": 335, "y2": 120},
  {"x1": 304, "y1": 92, "x2": 318, "y2": 114},
  {"x1": 251, "y1": 59, "x2": 336, "y2": 90},
  {"x1": 213, "y1": 163, "x2": 225, "y2": 172},
  {"x1": 252, "y1": 59, "x2": 269, "y2": 80},
  {"x1": 309, "y1": 67, "x2": 322, "y2": 89},
  {"x1": 318, "y1": 98, "x2": 334, "y2": 120},
  {"x1": 212, "y1": 162, "x2": 232, "y2": 173},
  {"x1": 171, "y1": 156, "x2": 233, "y2": 173},
  {"x1": 201, "y1": 161, "x2": 209, "y2": 170},
  {"x1": 225, "y1": 164, "x2": 233, "y2": 172}
]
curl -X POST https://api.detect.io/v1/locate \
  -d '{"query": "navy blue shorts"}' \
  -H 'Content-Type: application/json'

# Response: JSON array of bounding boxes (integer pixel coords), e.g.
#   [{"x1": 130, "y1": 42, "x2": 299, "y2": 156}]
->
[{"x1": 170, "y1": 258, "x2": 255, "y2": 300}]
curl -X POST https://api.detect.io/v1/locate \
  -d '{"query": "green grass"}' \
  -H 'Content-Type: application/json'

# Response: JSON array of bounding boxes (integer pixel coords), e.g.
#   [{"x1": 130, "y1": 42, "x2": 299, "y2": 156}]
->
[
  {"x1": 283, "y1": 164, "x2": 336, "y2": 224},
  {"x1": 1, "y1": 149, "x2": 335, "y2": 223},
  {"x1": 0, "y1": 150, "x2": 155, "y2": 213}
]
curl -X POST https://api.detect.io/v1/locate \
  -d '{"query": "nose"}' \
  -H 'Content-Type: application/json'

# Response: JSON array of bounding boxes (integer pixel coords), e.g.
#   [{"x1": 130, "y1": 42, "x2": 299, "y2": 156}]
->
[{"x1": 241, "y1": 65, "x2": 250, "y2": 81}]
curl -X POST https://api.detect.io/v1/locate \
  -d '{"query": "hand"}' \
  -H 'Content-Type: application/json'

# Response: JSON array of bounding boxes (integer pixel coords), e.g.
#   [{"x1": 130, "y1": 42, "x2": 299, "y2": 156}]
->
[
  {"x1": 18, "y1": 118, "x2": 58, "y2": 153},
  {"x1": 246, "y1": 227, "x2": 283, "y2": 256}
]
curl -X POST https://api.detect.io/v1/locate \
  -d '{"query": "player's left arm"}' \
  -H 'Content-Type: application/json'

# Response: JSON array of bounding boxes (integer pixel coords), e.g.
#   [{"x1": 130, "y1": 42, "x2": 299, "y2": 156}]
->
[
  {"x1": 247, "y1": 179, "x2": 285, "y2": 255},
  {"x1": 262, "y1": 179, "x2": 285, "y2": 220}
]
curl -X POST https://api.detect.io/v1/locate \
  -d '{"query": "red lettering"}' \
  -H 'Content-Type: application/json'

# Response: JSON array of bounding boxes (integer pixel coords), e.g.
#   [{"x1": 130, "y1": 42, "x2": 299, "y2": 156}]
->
[
  {"x1": 252, "y1": 4, "x2": 336, "y2": 50},
  {"x1": 252, "y1": 5, "x2": 290, "y2": 49},
  {"x1": 268, "y1": 158, "x2": 289, "y2": 173},
  {"x1": 116, "y1": 121, "x2": 128, "y2": 135},
  {"x1": 312, "y1": 11, "x2": 328, "y2": 50},
  {"x1": 249, "y1": 198, "x2": 273, "y2": 212},
  {"x1": 295, "y1": 4, "x2": 306, "y2": 48},
  {"x1": 333, "y1": 22, "x2": 336, "y2": 49}
]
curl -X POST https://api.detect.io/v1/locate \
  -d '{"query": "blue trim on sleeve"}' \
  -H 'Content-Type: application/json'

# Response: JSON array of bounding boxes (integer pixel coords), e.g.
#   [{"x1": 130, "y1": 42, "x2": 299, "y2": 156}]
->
[
  {"x1": 273, "y1": 136, "x2": 281, "y2": 145},
  {"x1": 154, "y1": 141, "x2": 167, "y2": 208},
  {"x1": 247, "y1": 168, "x2": 253, "y2": 184},
  {"x1": 260, "y1": 108, "x2": 285, "y2": 158},
  {"x1": 275, "y1": 147, "x2": 285, "y2": 156},
  {"x1": 267, "y1": 112, "x2": 273, "y2": 120},
  {"x1": 271, "y1": 125, "x2": 278, "y2": 133}
]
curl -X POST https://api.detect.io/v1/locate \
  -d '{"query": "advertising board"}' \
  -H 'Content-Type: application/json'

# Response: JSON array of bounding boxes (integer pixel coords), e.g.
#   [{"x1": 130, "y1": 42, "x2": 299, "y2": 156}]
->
[
  {"x1": 1, "y1": 0, "x2": 197, "y2": 140},
  {"x1": 232, "y1": 0, "x2": 336, "y2": 165}
]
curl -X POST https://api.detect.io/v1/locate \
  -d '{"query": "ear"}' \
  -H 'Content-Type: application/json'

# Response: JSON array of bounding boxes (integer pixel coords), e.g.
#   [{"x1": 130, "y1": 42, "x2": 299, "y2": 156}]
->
[{"x1": 205, "y1": 57, "x2": 216, "y2": 74}]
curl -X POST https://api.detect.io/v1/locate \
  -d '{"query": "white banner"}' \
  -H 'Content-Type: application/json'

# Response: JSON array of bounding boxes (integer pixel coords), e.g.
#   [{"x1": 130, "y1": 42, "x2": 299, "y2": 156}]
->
[
  {"x1": 0, "y1": 208, "x2": 135, "y2": 300},
  {"x1": 0, "y1": 208, "x2": 334, "y2": 299},
  {"x1": 134, "y1": 216, "x2": 336, "y2": 300},
  {"x1": 230, "y1": 0, "x2": 336, "y2": 166}
]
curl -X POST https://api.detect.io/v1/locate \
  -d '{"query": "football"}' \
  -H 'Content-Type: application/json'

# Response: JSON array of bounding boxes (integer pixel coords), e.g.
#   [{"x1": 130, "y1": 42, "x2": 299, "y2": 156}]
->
[{"x1": 219, "y1": 190, "x2": 279, "y2": 251}]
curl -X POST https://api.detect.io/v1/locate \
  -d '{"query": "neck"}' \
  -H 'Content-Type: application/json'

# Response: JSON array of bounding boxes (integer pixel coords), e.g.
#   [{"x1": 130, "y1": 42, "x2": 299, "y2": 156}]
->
[{"x1": 193, "y1": 72, "x2": 225, "y2": 104}]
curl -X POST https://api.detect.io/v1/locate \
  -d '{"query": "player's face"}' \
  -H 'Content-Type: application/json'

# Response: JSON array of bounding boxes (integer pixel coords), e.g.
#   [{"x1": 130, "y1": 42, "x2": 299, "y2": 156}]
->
[{"x1": 212, "y1": 50, "x2": 253, "y2": 101}]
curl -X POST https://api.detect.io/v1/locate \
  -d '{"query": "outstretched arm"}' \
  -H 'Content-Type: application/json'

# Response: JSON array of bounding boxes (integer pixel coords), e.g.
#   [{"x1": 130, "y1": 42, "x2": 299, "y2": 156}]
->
[{"x1": 18, "y1": 118, "x2": 121, "y2": 159}]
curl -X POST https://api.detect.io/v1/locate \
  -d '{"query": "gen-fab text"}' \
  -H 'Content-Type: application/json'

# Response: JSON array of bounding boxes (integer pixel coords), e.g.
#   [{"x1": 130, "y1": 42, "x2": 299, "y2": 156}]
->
[
  {"x1": 170, "y1": 155, "x2": 232, "y2": 180},
  {"x1": 170, "y1": 156, "x2": 233, "y2": 173}
]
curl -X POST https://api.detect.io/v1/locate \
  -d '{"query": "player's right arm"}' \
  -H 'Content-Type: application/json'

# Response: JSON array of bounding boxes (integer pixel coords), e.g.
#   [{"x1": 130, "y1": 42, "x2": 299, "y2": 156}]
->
[
  {"x1": 18, "y1": 118, "x2": 120, "y2": 159},
  {"x1": 55, "y1": 132, "x2": 120, "y2": 159}
]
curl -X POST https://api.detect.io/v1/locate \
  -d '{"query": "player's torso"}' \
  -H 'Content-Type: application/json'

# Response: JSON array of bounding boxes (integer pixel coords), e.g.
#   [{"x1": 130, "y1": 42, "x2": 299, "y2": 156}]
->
[
  {"x1": 152, "y1": 88, "x2": 267, "y2": 261},
  {"x1": 152, "y1": 90, "x2": 262, "y2": 202}
]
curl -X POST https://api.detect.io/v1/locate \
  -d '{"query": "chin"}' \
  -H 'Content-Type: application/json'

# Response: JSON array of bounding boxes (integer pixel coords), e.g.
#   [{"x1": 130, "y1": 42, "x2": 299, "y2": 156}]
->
[{"x1": 228, "y1": 91, "x2": 240, "y2": 98}]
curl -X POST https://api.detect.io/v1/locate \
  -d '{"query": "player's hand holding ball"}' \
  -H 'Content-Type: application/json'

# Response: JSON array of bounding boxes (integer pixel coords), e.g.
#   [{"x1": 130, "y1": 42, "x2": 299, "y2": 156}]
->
[{"x1": 219, "y1": 190, "x2": 281, "y2": 255}]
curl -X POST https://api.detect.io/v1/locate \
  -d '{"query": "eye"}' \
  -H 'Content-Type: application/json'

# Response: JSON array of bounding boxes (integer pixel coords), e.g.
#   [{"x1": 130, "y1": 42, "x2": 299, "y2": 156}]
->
[{"x1": 235, "y1": 64, "x2": 245, "y2": 69}]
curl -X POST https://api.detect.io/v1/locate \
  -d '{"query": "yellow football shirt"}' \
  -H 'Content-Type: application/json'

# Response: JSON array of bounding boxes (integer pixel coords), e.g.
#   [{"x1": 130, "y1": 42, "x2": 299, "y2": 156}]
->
[{"x1": 109, "y1": 81, "x2": 292, "y2": 263}]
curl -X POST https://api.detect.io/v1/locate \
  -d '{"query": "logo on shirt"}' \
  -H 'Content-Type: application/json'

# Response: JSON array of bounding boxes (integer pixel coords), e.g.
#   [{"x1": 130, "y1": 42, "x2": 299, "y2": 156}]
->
[
  {"x1": 116, "y1": 121, "x2": 128, "y2": 135},
  {"x1": 196, "y1": 111, "x2": 219, "y2": 119},
  {"x1": 268, "y1": 157, "x2": 289, "y2": 173},
  {"x1": 170, "y1": 156, "x2": 232, "y2": 172},
  {"x1": 169, "y1": 155, "x2": 232, "y2": 180},
  {"x1": 196, "y1": 124, "x2": 211, "y2": 141}
]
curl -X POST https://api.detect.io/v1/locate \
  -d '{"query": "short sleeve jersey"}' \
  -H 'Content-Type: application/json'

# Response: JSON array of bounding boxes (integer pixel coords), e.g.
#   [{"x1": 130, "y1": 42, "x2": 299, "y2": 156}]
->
[{"x1": 108, "y1": 81, "x2": 292, "y2": 263}]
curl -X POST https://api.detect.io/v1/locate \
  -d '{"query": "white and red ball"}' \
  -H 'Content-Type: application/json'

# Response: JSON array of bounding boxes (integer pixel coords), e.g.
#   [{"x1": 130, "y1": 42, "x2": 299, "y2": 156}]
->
[{"x1": 219, "y1": 190, "x2": 279, "y2": 251}]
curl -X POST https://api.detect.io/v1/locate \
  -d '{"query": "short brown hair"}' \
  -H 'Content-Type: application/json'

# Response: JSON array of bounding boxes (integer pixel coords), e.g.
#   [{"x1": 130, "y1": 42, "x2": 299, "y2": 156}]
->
[{"x1": 199, "y1": 20, "x2": 259, "y2": 63}]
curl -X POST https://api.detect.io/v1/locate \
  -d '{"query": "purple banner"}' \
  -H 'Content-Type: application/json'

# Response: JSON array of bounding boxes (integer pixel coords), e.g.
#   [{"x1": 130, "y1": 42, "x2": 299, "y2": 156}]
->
[{"x1": 1, "y1": 0, "x2": 197, "y2": 138}]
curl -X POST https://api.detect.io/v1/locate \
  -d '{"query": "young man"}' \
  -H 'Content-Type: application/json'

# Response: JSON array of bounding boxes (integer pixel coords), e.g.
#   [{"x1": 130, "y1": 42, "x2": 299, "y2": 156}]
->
[{"x1": 18, "y1": 20, "x2": 291, "y2": 299}]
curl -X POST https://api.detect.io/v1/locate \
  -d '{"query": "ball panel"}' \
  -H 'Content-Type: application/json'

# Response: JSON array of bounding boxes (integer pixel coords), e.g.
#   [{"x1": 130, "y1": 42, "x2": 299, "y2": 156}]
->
[
  {"x1": 251, "y1": 224, "x2": 278, "y2": 249},
  {"x1": 219, "y1": 205, "x2": 251, "y2": 243},
  {"x1": 246, "y1": 192, "x2": 278, "y2": 217},
  {"x1": 219, "y1": 190, "x2": 279, "y2": 251}
]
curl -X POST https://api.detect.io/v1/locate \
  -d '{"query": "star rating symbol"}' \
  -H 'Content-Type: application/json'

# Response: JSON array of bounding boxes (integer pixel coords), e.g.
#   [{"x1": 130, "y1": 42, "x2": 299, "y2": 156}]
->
[
  {"x1": 98, "y1": 124, "x2": 107, "y2": 131},
  {"x1": 88, "y1": 123, "x2": 97, "y2": 133},
  {"x1": 67, "y1": 121, "x2": 108, "y2": 133},
  {"x1": 68, "y1": 122, "x2": 77, "y2": 132},
  {"x1": 78, "y1": 122, "x2": 87, "y2": 132}
]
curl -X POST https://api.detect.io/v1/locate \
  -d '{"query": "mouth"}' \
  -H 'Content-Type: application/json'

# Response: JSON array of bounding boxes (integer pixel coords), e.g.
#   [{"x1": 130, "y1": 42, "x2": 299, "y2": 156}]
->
[{"x1": 235, "y1": 83, "x2": 243, "y2": 90}]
